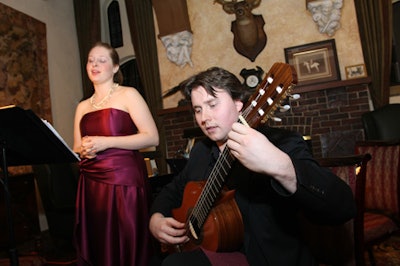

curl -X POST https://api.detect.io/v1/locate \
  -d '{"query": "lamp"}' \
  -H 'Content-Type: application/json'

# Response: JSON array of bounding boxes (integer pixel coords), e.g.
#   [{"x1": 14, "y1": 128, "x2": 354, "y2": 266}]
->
[{"x1": 306, "y1": 0, "x2": 343, "y2": 37}]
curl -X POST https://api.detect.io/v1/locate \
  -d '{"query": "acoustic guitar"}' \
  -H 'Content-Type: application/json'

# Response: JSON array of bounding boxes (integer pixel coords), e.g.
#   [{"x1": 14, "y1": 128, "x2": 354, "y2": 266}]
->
[{"x1": 166, "y1": 62, "x2": 298, "y2": 253}]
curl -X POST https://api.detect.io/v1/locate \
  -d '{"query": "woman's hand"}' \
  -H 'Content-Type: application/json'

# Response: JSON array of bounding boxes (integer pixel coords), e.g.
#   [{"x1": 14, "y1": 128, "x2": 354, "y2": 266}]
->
[{"x1": 80, "y1": 136, "x2": 107, "y2": 159}]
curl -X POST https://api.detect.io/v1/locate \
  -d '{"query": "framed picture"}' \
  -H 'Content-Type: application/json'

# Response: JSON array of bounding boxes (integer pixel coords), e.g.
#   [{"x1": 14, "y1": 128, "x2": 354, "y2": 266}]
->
[
  {"x1": 284, "y1": 39, "x2": 341, "y2": 86},
  {"x1": 345, "y1": 64, "x2": 367, "y2": 79}
]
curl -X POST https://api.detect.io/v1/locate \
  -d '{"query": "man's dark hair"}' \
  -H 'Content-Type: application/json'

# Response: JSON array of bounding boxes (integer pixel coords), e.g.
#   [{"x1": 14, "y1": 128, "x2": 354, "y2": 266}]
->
[{"x1": 180, "y1": 67, "x2": 250, "y2": 103}]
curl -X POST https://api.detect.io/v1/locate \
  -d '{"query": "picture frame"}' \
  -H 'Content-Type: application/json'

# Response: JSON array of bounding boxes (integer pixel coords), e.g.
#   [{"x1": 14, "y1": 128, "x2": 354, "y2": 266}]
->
[
  {"x1": 345, "y1": 64, "x2": 367, "y2": 79},
  {"x1": 284, "y1": 39, "x2": 341, "y2": 86}
]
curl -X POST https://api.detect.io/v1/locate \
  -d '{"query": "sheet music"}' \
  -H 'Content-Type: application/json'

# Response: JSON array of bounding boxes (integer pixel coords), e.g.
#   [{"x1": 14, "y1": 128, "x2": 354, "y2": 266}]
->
[{"x1": 41, "y1": 119, "x2": 81, "y2": 161}]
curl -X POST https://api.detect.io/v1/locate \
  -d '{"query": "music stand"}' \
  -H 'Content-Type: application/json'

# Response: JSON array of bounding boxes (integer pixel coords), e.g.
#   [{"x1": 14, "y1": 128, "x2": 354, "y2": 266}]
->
[{"x1": 0, "y1": 105, "x2": 80, "y2": 266}]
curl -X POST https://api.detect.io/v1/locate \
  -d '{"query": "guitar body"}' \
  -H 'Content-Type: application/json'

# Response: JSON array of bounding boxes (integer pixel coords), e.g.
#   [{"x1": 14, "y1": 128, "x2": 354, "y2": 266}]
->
[{"x1": 170, "y1": 181, "x2": 244, "y2": 253}]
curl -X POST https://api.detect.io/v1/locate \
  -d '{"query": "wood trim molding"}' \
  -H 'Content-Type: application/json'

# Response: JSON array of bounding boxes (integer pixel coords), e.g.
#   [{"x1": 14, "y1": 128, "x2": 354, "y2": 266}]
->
[
  {"x1": 158, "y1": 105, "x2": 191, "y2": 116},
  {"x1": 294, "y1": 77, "x2": 372, "y2": 93}
]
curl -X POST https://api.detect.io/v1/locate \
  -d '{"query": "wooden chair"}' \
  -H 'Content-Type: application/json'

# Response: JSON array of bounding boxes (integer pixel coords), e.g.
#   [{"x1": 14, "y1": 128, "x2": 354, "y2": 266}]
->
[
  {"x1": 315, "y1": 154, "x2": 371, "y2": 266},
  {"x1": 300, "y1": 154, "x2": 370, "y2": 266},
  {"x1": 355, "y1": 140, "x2": 400, "y2": 265}
]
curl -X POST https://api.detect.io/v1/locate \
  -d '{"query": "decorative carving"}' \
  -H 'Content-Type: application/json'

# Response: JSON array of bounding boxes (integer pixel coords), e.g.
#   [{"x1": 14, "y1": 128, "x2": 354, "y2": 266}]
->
[
  {"x1": 214, "y1": 0, "x2": 267, "y2": 62},
  {"x1": 306, "y1": 0, "x2": 343, "y2": 37},
  {"x1": 153, "y1": 0, "x2": 193, "y2": 67}
]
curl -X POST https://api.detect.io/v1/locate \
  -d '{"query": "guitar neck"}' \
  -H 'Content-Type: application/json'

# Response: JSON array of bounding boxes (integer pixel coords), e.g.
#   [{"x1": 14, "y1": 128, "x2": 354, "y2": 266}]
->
[{"x1": 187, "y1": 146, "x2": 235, "y2": 234}]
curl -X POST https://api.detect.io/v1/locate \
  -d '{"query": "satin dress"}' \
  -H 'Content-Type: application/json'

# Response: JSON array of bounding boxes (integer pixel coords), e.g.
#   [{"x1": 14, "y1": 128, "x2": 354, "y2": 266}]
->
[{"x1": 75, "y1": 108, "x2": 151, "y2": 266}]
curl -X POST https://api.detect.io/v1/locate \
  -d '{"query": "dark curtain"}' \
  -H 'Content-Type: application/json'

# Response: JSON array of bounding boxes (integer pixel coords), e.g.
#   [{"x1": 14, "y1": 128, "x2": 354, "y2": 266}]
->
[
  {"x1": 354, "y1": 0, "x2": 393, "y2": 108},
  {"x1": 124, "y1": 0, "x2": 167, "y2": 173},
  {"x1": 120, "y1": 59, "x2": 144, "y2": 96},
  {"x1": 73, "y1": 0, "x2": 101, "y2": 100},
  {"x1": 108, "y1": 0, "x2": 124, "y2": 48}
]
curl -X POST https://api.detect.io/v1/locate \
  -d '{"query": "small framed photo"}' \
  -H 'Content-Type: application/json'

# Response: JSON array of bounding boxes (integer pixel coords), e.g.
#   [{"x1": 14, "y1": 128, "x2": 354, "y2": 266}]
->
[
  {"x1": 284, "y1": 39, "x2": 341, "y2": 86},
  {"x1": 345, "y1": 64, "x2": 367, "y2": 79}
]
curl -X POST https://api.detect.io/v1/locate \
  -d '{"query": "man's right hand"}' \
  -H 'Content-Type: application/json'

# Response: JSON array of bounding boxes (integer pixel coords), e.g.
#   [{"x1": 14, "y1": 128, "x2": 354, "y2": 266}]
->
[{"x1": 149, "y1": 213, "x2": 190, "y2": 245}]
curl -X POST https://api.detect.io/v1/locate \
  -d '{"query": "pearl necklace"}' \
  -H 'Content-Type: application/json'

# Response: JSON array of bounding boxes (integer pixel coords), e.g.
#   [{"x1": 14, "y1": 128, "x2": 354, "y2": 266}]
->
[{"x1": 90, "y1": 83, "x2": 118, "y2": 110}]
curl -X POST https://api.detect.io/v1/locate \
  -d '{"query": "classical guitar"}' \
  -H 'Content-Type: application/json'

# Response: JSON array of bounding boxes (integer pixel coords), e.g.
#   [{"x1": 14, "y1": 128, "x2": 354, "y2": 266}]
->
[{"x1": 167, "y1": 62, "x2": 298, "y2": 253}]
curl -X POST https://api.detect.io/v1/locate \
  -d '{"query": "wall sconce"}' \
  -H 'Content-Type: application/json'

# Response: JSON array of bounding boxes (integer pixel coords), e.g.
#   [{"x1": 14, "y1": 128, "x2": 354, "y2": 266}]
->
[{"x1": 306, "y1": 0, "x2": 343, "y2": 37}]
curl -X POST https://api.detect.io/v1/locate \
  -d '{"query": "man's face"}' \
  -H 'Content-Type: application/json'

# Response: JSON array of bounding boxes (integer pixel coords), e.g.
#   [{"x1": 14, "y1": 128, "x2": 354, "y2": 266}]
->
[{"x1": 191, "y1": 86, "x2": 243, "y2": 148}]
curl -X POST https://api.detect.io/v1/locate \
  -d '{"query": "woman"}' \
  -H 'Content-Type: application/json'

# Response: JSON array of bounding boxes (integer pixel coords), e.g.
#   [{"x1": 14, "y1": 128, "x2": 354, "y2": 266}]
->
[{"x1": 73, "y1": 42, "x2": 159, "y2": 266}]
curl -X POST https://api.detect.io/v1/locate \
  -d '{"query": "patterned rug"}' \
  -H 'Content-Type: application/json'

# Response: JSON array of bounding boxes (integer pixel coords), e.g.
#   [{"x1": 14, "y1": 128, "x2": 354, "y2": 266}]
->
[
  {"x1": 0, "y1": 230, "x2": 76, "y2": 266},
  {"x1": 365, "y1": 231, "x2": 400, "y2": 266},
  {"x1": 0, "y1": 256, "x2": 45, "y2": 266}
]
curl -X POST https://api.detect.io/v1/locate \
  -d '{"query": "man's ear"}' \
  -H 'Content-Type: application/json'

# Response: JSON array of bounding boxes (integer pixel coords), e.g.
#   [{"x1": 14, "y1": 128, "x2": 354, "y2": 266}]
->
[{"x1": 235, "y1": 100, "x2": 244, "y2": 112}]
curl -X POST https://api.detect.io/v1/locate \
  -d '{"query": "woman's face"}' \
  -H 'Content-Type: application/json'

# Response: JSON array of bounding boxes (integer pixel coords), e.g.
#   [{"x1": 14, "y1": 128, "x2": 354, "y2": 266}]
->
[{"x1": 86, "y1": 46, "x2": 117, "y2": 85}]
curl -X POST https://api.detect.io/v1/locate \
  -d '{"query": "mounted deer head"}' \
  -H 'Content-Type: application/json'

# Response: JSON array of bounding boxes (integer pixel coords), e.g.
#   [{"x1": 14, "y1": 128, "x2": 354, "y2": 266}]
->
[{"x1": 214, "y1": 0, "x2": 267, "y2": 62}]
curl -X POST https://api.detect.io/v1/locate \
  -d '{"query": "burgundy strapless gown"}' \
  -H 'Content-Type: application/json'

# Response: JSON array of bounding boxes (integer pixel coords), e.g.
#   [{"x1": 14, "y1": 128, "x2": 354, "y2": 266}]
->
[{"x1": 75, "y1": 108, "x2": 151, "y2": 266}]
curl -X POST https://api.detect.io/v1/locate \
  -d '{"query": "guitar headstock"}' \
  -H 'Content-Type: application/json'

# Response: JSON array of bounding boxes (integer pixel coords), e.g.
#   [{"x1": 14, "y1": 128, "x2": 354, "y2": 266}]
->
[{"x1": 241, "y1": 62, "x2": 298, "y2": 128}]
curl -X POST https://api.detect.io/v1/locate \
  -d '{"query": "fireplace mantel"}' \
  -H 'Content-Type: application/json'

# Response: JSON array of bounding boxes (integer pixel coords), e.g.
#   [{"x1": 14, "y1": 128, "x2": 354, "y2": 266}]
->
[
  {"x1": 158, "y1": 105, "x2": 191, "y2": 116},
  {"x1": 294, "y1": 77, "x2": 371, "y2": 93}
]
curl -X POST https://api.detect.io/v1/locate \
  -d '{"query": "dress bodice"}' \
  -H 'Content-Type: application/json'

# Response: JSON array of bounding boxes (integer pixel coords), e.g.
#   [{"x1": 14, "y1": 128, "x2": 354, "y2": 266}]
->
[{"x1": 79, "y1": 108, "x2": 146, "y2": 186}]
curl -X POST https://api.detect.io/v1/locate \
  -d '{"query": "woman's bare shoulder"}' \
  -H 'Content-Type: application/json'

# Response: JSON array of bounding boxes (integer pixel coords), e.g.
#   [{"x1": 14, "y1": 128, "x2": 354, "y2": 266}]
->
[
  {"x1": 75, "y1": 98, "x2": 93, "y2": 117},
  {"x1": 117, "y1": 85, "x2": 141, "y2": 96}
]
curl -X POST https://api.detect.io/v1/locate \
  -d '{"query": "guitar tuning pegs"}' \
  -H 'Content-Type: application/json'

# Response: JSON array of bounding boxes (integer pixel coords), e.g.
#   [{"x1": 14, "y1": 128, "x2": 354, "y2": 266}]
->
[
  {"x1": 279, "y1": 104, "x2": 291, "y2": 112},
  {"x1": 288, "y1": 93, "x2": 301, "y2": 100},
  {"x1": 271, "y1": 116, "x2": 282, "y2": 122}
]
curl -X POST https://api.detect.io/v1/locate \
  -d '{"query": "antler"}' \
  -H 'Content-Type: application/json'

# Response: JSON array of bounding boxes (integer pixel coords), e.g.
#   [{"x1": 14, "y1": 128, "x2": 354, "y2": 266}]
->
[
  {"x1": 214, "y1": 0, "x2": 238, "y2": 4},
  {"x1": 214, "y1": 0, "x2": 237, "y2": 14},
  {"x1": 214, "y1": 0, "x2": 261, "y2": 14},
  {"x1": 245, "y1": 0, "x2": 262, "y2": 8}
]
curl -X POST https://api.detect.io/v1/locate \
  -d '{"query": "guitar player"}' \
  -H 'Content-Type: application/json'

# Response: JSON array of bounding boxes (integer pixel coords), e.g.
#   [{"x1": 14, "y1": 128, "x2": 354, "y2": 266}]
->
[{"x1": 149, "y1": 66, "x2": 356, "y2": 266}]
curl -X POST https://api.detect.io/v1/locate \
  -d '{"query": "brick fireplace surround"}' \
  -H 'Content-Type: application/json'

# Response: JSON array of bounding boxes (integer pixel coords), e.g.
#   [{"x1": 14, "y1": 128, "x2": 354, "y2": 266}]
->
[{"x1": 158, "y1": 77, "x2": 372, "y2": 165}]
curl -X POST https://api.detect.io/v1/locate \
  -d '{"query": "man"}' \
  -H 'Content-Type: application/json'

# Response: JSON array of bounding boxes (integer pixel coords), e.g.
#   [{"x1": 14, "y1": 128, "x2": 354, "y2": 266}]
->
[{"x1": 149, "y1": 66, "x2": 356, "y2": 265}]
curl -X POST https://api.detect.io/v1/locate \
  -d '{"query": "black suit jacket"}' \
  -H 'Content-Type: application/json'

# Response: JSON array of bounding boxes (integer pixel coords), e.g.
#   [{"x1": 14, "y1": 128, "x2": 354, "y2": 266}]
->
[{"x1": 150, "y1": 126, "x2": 356, "y2": 266}]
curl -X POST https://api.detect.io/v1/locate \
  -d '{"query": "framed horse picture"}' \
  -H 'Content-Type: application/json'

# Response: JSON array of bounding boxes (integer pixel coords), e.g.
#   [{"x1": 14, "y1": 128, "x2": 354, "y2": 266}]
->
[{"x1": 284, "y1": 39, "x2": 341, "y2": 86}]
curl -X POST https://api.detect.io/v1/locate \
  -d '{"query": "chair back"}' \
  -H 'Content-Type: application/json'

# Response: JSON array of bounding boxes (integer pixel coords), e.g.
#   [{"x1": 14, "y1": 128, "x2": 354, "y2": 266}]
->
[
  {"x1": 302, "y1": 154, "x2": 371, "y2": 266},
  {"x1": 355, "y1": 140, "x2": 400, "y2": 217},
  {"x1": 362, "y1": 104, "x2": 400, "y2": 141},
  {"x1": 318, "y1": 154, "x2": 371, "y2": 218},
  {"x1": 318, "y1": 154, "x2": 371, "y2": 266}
]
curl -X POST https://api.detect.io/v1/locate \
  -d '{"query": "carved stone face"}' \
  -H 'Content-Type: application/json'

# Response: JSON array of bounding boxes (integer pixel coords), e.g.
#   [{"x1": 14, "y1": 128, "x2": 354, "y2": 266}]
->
[
  {"x1": 160, "y1": 30, "x2": 193, "y2": 67},
  {"x1": 307, "y1": 0, "x2": 343, "y2": 36}
]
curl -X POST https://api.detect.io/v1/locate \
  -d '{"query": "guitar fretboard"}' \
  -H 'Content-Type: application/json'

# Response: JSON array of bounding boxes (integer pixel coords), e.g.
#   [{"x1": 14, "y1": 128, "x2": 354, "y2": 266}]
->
[{"x1": 187, "y1": 144, "x2": 235, "y2": 237}]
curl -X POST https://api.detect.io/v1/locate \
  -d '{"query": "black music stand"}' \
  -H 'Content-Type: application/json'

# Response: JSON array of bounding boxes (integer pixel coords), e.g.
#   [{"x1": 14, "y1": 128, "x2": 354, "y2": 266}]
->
[{"x1": 0, "y1": 105, "x2": 80, "y2": 266}]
